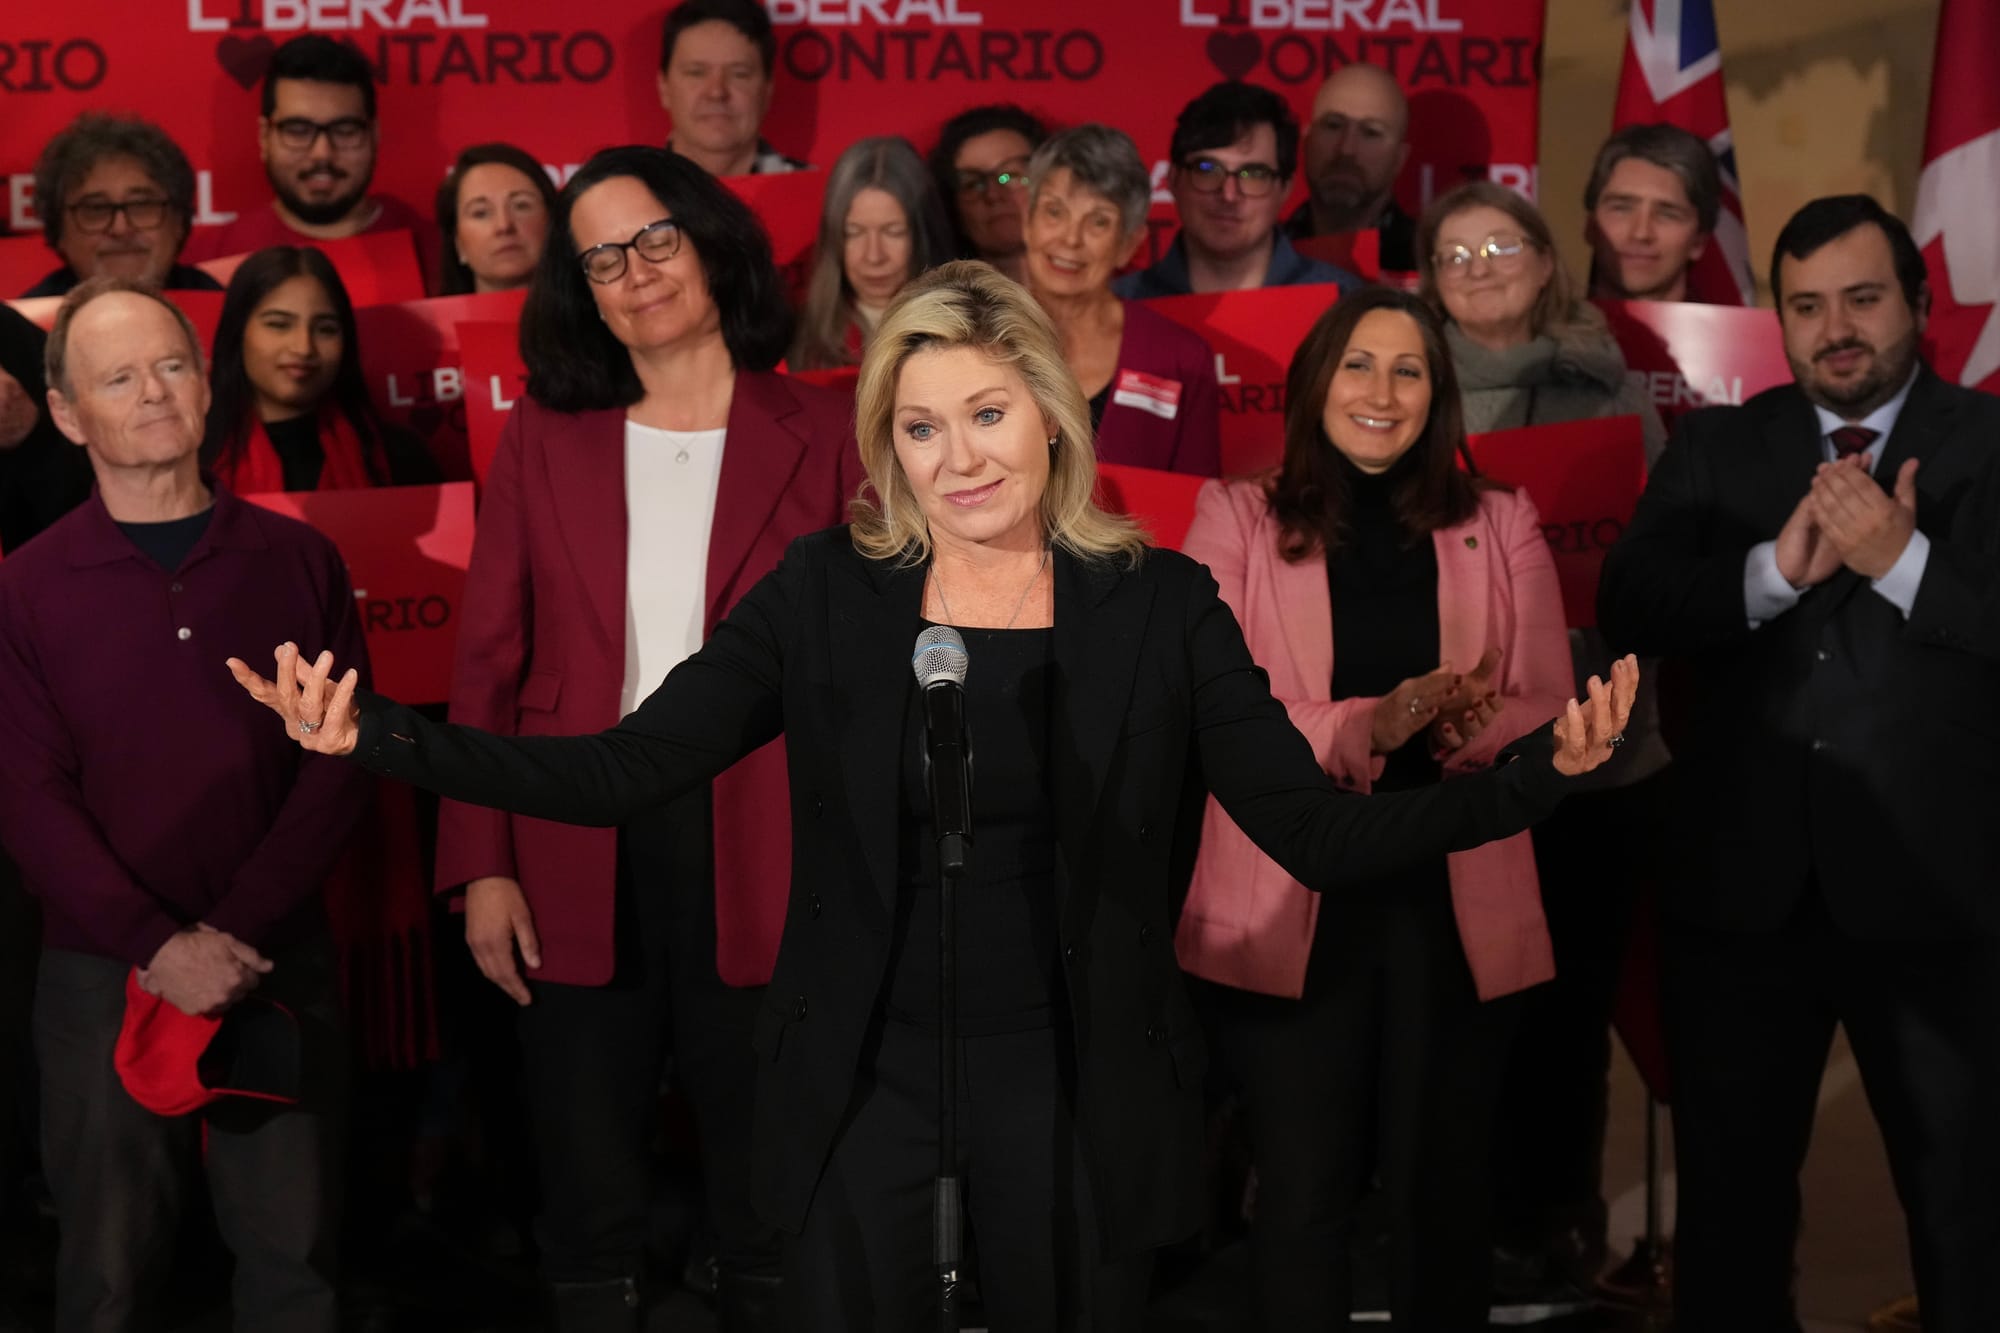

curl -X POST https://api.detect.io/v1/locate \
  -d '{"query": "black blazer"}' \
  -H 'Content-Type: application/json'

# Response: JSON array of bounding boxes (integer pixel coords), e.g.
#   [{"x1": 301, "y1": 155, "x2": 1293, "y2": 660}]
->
[
  {"x1": 1599, "y1": 368, "x2": 2000, "y2": 941},
  {"x1": 356, "y1": 527, "x2": 1570, "y2": 1254}
]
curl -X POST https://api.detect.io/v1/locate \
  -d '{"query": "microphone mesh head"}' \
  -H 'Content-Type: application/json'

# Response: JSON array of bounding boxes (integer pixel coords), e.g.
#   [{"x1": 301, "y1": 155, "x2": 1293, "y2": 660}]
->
[{"x1": 912, "y1": 624, "x2": 969, "y2": 688}]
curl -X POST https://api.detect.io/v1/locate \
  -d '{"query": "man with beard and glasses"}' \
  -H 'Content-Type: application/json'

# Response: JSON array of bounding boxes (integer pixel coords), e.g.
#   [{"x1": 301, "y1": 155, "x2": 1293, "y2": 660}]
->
[
  {"x1": 191, "y1": 37, "x2": 426, "y2": 277},
  {"x1": 1285, "y1": 63, "x2": 1417, "y2": 272},
  {"x1": 1599, "y1": 194, "x2": 2000, "y2": 1333}
]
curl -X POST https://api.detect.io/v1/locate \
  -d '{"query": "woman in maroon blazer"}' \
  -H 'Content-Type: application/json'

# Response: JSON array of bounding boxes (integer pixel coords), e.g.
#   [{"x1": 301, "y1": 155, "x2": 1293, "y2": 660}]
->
[
  {"x1": 1021, "y1": 124, "x2": 1222, "y2": 477},
  {"x1": 436, "y1": 147, "x2": 859, "y2": 1332}
]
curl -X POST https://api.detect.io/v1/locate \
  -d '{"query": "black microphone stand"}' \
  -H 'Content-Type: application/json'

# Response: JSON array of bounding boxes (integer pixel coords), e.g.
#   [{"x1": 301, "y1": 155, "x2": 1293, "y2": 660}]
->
[
  {"x1": 914, "y1": 625, "x2": 973, "y2": 1332},
  {"x1": 934, "y1": 827, "x2": 967, "y2": 1331}
]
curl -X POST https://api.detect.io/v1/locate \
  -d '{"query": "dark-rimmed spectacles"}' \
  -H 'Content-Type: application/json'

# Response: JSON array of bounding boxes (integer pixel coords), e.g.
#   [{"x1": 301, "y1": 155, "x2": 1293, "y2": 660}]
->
[
  {"x1": 67, "y1": 196, "x2": 175, "y2": 233},
  {"x1": 578, "y1": 219, "x2": 683, "y2": 284},
  {"x1": 1179, "y1": 158, "x2": 1282, "y2": 197},
  {"x1": 954, "y1": 158, "x2": 1030, "y2": 197},
  {"x1": 271, "y1": 117, "x2": 371, "y2": 152}
]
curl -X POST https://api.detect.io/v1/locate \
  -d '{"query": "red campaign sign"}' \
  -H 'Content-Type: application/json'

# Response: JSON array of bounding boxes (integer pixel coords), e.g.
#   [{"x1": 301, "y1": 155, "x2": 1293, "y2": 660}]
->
[
  {"x1": 1143, "y1": 282, "x2": 1346, "y2": 477},
  {"x1": 1466, "y1": 413, "x2": 1646, "y2": 629},
  {"x1": 1095, "y1": 461, "x2": 1207, "y2": 550},
  {"x1": 1597, "y1": 298, "x2": 1793, "y2": 433},
  {"x1": 242, "y1": 481, "x2": 475, "y2": 705},
  {"x1": 456, "y1": 318, "x2": 525, "y2": 487},
  {"x1": 198, "y1": 230, "x2": 428, "y2": 310},
  {"x1": 355, "y1": 289, "x2": 526, "y2": 482},
  {"x1": 6, "y1": 290, "x2": 227, "y2": 353},
  {"x1": 725, "y1": 171, "x2": 827, "y2": 304},
  {"x1": 3, "y1": 2, "x2": 1541, "y2": 277}
]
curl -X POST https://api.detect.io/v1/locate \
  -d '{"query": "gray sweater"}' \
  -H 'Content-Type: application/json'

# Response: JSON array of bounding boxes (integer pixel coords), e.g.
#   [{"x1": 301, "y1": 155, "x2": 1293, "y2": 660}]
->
[{"x1": 1447, "y1": 319, "x2": 1669, "y2": 788}]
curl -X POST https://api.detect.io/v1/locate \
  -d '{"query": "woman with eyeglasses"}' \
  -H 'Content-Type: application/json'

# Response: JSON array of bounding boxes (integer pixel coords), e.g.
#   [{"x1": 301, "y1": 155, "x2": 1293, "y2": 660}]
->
[
  {"x1": 1418, "y1": 179, "x2": 1670, "y2": 1306},
  {"x1": 434, "y1": 146, "x2": 858, "y2": 1332},
  {"x1": 434, "y1": 143, "x2": 558, "y2": 296},
  {"x1": 927, "y1": 103, "x2": 1046, "y2": 285},
  {"x1": 1021, "y1": 124, "x2": 1222, "y2": 476},
  {"x1": 22, "y1": 113, "x2": 223, "y2": 298},
  {"x1": 790, "y1": 137, "x2": 953, "y2": 373}
]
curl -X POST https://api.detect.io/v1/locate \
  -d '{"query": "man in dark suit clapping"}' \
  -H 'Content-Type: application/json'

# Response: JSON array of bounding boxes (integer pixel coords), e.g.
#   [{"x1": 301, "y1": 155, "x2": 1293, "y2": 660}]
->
[{"x1": 1599, "y1": 194, "x2": 2000, "y2": 1333}]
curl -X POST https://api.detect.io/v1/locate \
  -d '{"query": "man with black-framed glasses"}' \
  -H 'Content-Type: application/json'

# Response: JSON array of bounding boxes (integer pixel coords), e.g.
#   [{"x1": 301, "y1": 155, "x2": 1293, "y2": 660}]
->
[
  {"x1": 22, "y1": 114, "x2": 222, "y2": 299},
  {"x1": 1115, "y1": 80, "x2": 1359, "y2": 301},
  {"x1": 191, "y1": 36, "x2": 426, "y2": 277}
]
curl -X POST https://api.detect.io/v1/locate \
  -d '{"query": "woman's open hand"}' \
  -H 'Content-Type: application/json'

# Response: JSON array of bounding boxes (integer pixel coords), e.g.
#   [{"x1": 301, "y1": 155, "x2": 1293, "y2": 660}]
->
[
  {"x1": 226, "y1": 642, "x2": 362, "y2": 758},
  {"x1": 1550, "y1": 655, "x2": 1639, "y2": 777}
]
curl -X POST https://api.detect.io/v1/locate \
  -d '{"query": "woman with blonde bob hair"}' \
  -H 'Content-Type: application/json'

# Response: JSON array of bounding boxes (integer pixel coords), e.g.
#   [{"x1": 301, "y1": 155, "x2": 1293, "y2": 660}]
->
[{"x1": 232, "y1": 260, "x2": 1639, "y2": 1331}]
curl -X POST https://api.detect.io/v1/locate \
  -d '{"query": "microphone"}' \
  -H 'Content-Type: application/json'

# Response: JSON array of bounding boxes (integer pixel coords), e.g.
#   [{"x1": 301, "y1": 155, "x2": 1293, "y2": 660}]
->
[{"x1": 912, "y1": 626, "x2": 973, "y2": 876}]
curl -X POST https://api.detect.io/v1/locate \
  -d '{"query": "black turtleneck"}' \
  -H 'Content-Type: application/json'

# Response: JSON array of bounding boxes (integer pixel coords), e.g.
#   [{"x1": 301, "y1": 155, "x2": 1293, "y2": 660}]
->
[{"x1": 1325, "y1": 449, "x2": 1441, "y2": 793}]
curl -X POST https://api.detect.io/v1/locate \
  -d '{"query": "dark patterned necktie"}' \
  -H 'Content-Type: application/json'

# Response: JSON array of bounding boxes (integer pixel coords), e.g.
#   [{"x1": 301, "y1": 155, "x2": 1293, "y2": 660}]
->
[{"x1": 1829, "y1": 425, "x2": 1879, "y2": 458}]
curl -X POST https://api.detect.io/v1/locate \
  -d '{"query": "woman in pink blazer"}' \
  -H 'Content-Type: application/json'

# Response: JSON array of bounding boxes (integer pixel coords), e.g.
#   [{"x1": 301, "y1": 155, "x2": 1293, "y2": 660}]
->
[{"x1": 1177, "y1": 287, "x2": 1572, "y2": 1331}]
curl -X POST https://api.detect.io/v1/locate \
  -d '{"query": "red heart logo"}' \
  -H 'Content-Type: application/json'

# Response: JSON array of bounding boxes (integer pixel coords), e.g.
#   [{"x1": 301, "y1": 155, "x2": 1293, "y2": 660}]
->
[
  {"x1": 1205, "y1": 29, "x2": 1261, "y2": 81},
  {"x1": 216, "y1": 34, "x2": 276, "y2": 91}
]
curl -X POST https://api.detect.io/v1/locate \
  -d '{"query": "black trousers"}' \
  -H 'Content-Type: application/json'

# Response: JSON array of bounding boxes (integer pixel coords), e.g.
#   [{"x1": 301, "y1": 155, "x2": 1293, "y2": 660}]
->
[
  {"x1": 33, "y1": 938, "x2": 346, "y2": 1333},
  {"x1": 781, "y1": 1015, "x2": 1151, "y2": 1333},
  {"x1": 1663, "y1": 894, "x2": 2000, "y2": 1333},
  {"x1": 1205, "y1": 870, "x2": 1522, "y2": 1332},
  {"x1": 1491, "y1": 774, "x2": 1663, "y2": 1256},
  {"x1": 514, "y1": 791, "x2": 777, "y2": 1287}
]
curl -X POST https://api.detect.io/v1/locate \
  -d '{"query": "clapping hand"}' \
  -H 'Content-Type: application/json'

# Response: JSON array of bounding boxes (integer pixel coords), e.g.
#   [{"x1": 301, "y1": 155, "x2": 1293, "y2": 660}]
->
[
  {"x1": 1371, "y1": 662, "x2": 1463, "y2": 754},
  {"x1": 227, "y1": 642, "x2": 363, "y2": 758},
  {"x1": 1550, "y1": 655, "x2": 1640, "y2": 777},
  {"x1": 1430, "y1": 646, "x2": 1504, "y2": 753},
  {"x1": 1809, "y1": 454, "x2": 1919, "y2": 580}
]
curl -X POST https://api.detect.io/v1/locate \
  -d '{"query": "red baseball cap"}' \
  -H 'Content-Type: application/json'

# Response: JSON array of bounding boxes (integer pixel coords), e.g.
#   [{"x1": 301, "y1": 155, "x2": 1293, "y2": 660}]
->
[{"x1": 113, "y1": 971, "x2": 302, "y2": 1117}]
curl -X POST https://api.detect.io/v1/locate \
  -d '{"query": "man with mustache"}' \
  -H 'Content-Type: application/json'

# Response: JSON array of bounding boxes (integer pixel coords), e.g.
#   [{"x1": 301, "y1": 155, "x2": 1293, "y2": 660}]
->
[
  {"x1": 1600, "y1": 195, "x2": 2000, "y2": 1333},
  {"x1": 1115, "y1": 80, "x2": 1358, "y2": 300},
  {"x1": 21, "y1": 114, "x2": 222, "y2": 299},
  {"x1": 1285, "y1": 62, "x2": 1417, "y2": 273},
  {"x1": 190, "y1": 37, "x2": 425, "y2": 277}
]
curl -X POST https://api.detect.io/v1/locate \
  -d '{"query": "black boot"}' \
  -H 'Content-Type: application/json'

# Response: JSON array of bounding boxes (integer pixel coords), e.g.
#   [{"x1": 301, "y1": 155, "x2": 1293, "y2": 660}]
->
[
  {"x1": 716, "y1": 1270, "x2": 785, "y2": 1333},
  {"x1": 549, "y1": 1275, "x2": 642, "y2": 1333}
]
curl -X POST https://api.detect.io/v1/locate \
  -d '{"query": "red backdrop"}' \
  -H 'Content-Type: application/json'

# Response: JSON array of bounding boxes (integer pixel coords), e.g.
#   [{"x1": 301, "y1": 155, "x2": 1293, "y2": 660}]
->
[{"x1": 4, "y1": 0, "x2": 1544, "y2": 273}]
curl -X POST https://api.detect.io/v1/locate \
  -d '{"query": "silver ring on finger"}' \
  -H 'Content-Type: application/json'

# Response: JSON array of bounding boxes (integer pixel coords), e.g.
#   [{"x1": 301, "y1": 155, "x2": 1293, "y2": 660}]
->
[
  {"x1": 1605, "y1": 732, "x2": 1626, "y2": 750},
  {"x1": 298, "y1": 717, "x2": 321, "y2": 735}
]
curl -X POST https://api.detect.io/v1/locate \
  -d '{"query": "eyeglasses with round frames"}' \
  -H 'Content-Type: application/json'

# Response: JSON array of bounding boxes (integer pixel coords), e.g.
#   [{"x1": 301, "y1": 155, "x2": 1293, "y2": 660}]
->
[
  {"x1": 954, "y1": 158, "x2": 1030, "y2": 197},
  {"x1": 577, "y1": 219, "x2": 683, "y2": 284},
  {"x1": 1179, "y1": 158, "x2": 1282, "y2": 198},
  {"x1": 1433, "y1": 234, "x2": 1533, "y2": 276},
  {"x1": 270, "y1": 117, "x2": 372, "y2": 152},
  {"x1": 67, "y1": 197, "x2": 174, "y2": 234}
]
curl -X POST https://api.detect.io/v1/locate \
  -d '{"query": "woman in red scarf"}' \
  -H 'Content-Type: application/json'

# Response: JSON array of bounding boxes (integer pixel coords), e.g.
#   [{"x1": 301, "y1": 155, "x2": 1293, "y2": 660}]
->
[
  {"x1": 201, "y1": 245, "x2": 441, "y2": 1083},
  {"x1": 203, "y1": 245, "x2": 439, "y2": 492}
]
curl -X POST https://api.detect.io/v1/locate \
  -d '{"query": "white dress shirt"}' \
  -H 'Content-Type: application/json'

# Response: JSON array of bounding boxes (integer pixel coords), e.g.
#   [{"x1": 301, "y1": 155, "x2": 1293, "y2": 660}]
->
[{"x1": 1743, "y1": 368, "x2": 1930, "y2": 626}]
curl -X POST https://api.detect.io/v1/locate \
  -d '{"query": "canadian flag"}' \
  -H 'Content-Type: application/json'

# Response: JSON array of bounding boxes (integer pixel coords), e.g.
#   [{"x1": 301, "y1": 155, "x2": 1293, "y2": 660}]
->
[
  {"x1": 1913, "y1": 0, "x2": 2000, "y2": 393},
  {"x1": 1612, "y1": 0, "x2": 1756, "y2": 306}
]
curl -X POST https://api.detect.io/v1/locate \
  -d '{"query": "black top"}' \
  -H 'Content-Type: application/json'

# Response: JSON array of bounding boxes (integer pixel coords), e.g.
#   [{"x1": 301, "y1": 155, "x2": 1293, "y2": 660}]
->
[
  {"x1": 1326, "y1": 450, "x2": 1442, "y2": 793},
  {"x1": 21, "y1": 263, "x2": 224, "y2": 300},
  {"x1": 115, "y1": 506, "x2": 216, "y2": 572},
  {"x1": 266, "y1": 415, "x2": 327, "y2": 492},
  {"x1": 888, "y1": 624, "x2": 1060, "y2": 1034},
  {"x1": 1088, "y1": 384, "x2": 1110, "y2": 432}
]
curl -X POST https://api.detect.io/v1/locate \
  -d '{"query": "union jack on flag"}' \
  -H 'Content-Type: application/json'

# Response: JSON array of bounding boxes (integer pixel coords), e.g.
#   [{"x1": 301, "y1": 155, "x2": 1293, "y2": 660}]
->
[{"x1": 1613, "y1": 0, "x2": 1757, "y2": 305}]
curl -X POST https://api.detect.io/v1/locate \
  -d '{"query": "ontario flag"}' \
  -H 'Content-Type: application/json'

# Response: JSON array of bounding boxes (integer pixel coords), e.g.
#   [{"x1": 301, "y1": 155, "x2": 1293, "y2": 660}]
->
[
  {"x1": 1613, "y1": 0, "x2": 1756, "y2": 306},
  {"x1": 1913, "y1": 0, "x2": 2000, "y2": 394}
]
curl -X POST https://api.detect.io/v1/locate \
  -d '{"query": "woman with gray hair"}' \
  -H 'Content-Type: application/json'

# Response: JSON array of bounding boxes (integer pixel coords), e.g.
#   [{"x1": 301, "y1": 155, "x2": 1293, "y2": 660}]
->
[
  {"x1": 790, "y1": 136, "x2": 953, "y2": 372},
  {"x1": 22, "y1": 113, "x2": 221, "y2": 298},
  {"x1": 1022, "y1": 124, "x2": 1221, "y2": 475}
]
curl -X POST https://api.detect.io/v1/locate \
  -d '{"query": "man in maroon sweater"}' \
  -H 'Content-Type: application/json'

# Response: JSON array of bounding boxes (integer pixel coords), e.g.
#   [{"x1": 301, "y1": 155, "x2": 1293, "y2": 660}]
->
[{"x1": 0, "y1": 278, "x2": 370, "y2": 1331}]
